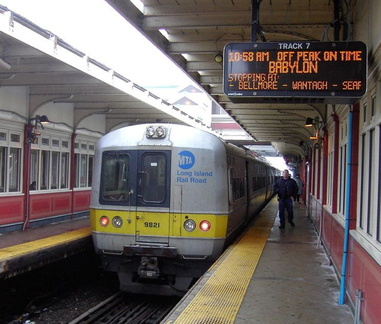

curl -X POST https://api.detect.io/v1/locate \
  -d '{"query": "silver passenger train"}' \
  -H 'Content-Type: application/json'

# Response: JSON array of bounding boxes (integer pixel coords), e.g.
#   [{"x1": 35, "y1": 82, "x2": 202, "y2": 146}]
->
[{"x1": 90, "y1": 124, "x2": 278, "y2": 295}]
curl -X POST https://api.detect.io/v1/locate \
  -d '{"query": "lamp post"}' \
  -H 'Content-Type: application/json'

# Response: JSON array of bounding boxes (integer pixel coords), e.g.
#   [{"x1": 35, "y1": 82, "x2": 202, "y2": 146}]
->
[{"x1": 23, "y1": 115, "x2": 49, "y2": 229}]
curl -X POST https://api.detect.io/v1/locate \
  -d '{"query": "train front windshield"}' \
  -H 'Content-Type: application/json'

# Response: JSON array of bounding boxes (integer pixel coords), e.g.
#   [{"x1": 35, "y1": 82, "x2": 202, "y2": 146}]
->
[
  {"x1": 100, "y1": 152, "x2": 130, "y2": 203},
  {"x1": 140, "y1": 153, "x2": 167, "y2": 203},
  {"x1": 99, "y1": 150, "x2": 170, "y2": 207}
]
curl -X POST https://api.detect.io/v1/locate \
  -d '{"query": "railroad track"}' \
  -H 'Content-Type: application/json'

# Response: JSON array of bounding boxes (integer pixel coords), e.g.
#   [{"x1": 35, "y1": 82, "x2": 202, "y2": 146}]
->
[{"x1": 69, "y1": 292, "x2": 180, "y2": 324}]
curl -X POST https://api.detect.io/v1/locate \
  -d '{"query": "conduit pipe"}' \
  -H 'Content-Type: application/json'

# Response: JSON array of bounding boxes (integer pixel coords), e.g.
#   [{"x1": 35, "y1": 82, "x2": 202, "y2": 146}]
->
[{"x1": 339, "y1": 108, "x2": 353, "y2": 305}]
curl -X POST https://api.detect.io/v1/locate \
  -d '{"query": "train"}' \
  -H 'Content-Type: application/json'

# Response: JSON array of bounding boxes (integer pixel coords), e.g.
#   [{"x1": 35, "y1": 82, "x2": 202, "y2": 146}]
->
[{"x1": 90, "y1": 123, "x2": 279, "y2": 295}]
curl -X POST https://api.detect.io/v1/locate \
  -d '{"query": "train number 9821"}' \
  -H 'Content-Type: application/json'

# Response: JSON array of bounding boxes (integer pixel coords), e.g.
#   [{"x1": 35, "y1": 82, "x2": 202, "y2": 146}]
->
[{"x1": 144, "y1": 222, "x2": 160, "y2": 228}]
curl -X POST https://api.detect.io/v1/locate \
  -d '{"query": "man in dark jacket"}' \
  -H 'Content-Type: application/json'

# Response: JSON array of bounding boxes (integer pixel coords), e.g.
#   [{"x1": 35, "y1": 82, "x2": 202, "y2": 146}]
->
[{"x1": 273, "y1": 169, "x2": 299, "y2": 229}]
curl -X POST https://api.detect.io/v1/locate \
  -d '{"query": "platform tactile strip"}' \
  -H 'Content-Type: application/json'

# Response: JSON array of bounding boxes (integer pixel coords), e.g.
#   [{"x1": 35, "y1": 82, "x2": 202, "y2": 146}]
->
[{"x1": 171, "y1": 216, "x2": 274, "y2": 324}]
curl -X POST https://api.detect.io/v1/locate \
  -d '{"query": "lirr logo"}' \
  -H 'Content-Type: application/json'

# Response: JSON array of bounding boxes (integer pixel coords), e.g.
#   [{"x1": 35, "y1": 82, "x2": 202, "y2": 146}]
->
[{"x1": 178, "y1": 150, "x2": 195, "y2": 169}]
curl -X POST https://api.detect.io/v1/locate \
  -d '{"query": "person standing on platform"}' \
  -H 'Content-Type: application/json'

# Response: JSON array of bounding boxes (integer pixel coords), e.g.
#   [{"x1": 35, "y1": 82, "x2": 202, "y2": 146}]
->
[
  {"x1": 273, "y1": 170, "x2": 299, "y2": 229},
  {"x1": 293, "y1": 174, "x2": 304, "y2": 204}
]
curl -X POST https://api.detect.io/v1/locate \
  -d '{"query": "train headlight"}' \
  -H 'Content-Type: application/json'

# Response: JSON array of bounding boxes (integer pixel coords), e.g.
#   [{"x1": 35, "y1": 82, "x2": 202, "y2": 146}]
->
[
  {"x1": 100, "y1": 216, "x2": 109, "y2": 227},
  {"x1": 184, "y1": 219, "x2": 196, "y2": 232},
  {"x1": 146, "y1": 126, "x2": 155, "y2": 138},
  {"x1": 112, "y1": 216, "x2": 123, "y2": 228},
  {"x1": 156, "y1": 126, "x2": 166, "y2": 138},
  {"x1": 146, "y1": 125, "x2": 166, "y2": 139},
  {"x1": 200, "y1": 220, "x2": 211, "y2": 231}
]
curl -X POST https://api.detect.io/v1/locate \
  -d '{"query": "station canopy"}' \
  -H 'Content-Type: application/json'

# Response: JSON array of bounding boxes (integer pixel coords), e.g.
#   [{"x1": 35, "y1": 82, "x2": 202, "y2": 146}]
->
[
  {"x1": 106, "y1": 0, "x2": 364, "y2": 163},
  {"x1": 0, "y1": 1, "x2": 364, "y2": 164}
]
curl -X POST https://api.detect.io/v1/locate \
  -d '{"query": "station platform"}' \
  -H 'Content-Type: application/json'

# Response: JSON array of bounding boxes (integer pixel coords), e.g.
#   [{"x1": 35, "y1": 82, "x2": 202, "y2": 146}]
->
[
  {"x1": 163, "y1": 198, "x2": 354, "y2": 323},
  {"x1": 0, "y1": 217, "x2": 92, "y2": 279}
]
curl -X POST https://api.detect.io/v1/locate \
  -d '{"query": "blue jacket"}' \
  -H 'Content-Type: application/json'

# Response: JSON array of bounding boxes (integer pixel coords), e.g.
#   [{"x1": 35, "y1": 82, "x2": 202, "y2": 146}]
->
[{"x1": 274, "y1": 177, "x2": 299, "y2": 199}]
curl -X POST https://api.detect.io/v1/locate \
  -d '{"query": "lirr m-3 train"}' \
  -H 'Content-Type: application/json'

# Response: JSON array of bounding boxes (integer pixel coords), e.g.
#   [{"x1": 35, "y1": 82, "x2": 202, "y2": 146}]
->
[{"x1": 90, "y1": 124, "x2": 279, "y2": 295}]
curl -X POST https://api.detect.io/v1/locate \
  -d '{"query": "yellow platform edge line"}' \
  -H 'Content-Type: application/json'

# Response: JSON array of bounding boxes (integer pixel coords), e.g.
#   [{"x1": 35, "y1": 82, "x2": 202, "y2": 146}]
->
[
  {"x1": 0, "y1": 227, "x2": 91, "y2": 261},
  {"x1": 171, "y1": 213, "x2": 275, "y2": 324}
]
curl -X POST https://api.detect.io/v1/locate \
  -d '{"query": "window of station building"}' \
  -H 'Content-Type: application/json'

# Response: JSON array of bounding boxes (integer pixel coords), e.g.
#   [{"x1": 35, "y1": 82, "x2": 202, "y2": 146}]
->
[
  {"x1": 0, "y1": 129, "x2": 22, "y2": 193},
  {"x1": 326, "y1": 133, "x2": 334, "y2": 208},
  {"x1": 371, "y1": 95, "x2": 376, "y2": 118},
  {"x1": 362, "y1": 102, "x2": 367, "y2": 124},
  {"x1": 377, "y1": 127, "x2": 381, "y2": 243},
  {"x1": 74, "y1": 139, "x2": 95, "y2": 188},
  {"x1": 358, "y1": 90, "x2": 381, "y2": 248},
  {"x1": 312, "y1": 147, "x2": 320, "y2": 197},
  {"x1": 338, "y1": 145, "x2": 347, "y2": 215},
  {"x1": 359, "y1": 133, "x2": 366, "y2": 229},
  {"x1": 337, "y1": 119, "x2": 348, "y2": 217},
  {"x1": 29, "y1": 135, "x2": 70, "y2": 191},
  {"x1": 358, "y1": 128, "x2": 376, "y2": 235},
  {"x1": 366, "y1": 129, "x2": 375, "y2": 236}
]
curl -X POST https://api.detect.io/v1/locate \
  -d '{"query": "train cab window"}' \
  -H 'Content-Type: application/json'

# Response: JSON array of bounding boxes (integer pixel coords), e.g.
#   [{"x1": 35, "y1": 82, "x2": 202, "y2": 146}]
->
[
  {"x1": 100, "y1": 152, "x2": 130, "y2": 203},
  {"x1": 140, "y1": 153, "x2": 166, "y2": 203}
]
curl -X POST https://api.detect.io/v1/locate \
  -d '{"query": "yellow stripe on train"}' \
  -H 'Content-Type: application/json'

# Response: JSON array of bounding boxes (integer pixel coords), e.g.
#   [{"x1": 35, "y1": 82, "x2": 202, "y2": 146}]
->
[{"x1": 90, "y1": 209, "x2": 228, "y2": 239}]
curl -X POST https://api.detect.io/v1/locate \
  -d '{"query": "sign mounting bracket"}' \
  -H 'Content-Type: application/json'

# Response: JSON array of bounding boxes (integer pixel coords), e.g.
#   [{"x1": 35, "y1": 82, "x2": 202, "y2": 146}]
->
[{"x1": 251, "y1": 0, "x2": 266, "y2": 42}]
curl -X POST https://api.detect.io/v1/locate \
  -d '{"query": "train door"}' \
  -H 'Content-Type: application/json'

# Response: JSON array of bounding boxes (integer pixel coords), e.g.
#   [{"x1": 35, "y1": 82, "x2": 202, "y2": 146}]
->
[{"x1": 135, "y1": 151, "x2": 171, "y2": 244}]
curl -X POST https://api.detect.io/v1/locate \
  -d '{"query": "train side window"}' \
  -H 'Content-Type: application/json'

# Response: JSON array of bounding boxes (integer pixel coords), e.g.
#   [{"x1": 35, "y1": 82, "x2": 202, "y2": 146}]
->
[
  {"x1": 228, "y1": 168, "x2": 233, "y2": 204},
  {"x1": 233, "y1": 177, "x2": 245, "y2": 200},
  {"x1": 100, "y1": 152, "x2": 130, "y2": 204},
  {"x1": 228, "y1": 167, "x2": 245, "y2": 202}
]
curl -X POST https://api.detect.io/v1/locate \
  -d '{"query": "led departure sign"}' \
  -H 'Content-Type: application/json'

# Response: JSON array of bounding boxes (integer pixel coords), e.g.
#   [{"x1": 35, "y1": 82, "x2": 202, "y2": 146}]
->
[{"x1": 223, "y1": 42, "x2": 367, "y2": 103}]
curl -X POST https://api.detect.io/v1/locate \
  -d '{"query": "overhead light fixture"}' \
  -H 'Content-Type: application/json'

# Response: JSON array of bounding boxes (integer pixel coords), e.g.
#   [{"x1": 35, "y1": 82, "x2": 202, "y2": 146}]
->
[
  {"x1": 39, "y1": 115, "x2": 49, "y2": 124},
  {"x1": 305, "y1": 117, "x2": 324, "y2": 142},
  {"x1": 305, "y1": 117, "x2": 314, "y2": 127},
  {"x1": 214, "y1": 53, "x2": 223, "y2": 63},
  {"x1": 26, "y1": 115, "x2": 50, "y2": 144},
  {"x1": 29, "y1": 114, "x2": 49, "y2": 124}
]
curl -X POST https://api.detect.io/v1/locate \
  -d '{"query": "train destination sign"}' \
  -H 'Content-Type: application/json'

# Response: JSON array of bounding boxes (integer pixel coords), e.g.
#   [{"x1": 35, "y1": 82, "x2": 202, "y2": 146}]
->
[{"x1": 223, "y1": 41, "x2": 367, "y2": 103}]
